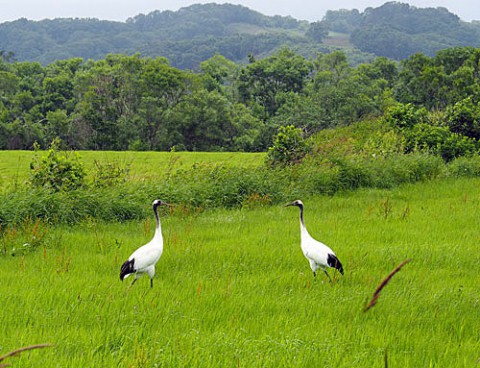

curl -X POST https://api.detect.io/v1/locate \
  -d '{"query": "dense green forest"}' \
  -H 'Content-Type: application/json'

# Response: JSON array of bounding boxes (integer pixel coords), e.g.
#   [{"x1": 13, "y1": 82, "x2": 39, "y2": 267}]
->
[
  {"x1": 2, "y1": 2, "x2": 480, "y2": 68},
  {"x1": 328, "y1": 2, "x2": 480, "y2": 59},
  {"x1": 0, "y1": 3, "x2": 314, "y2": 68},
  {"x1": 1, "y1": 43, "x2": 480, "y2": 158}
]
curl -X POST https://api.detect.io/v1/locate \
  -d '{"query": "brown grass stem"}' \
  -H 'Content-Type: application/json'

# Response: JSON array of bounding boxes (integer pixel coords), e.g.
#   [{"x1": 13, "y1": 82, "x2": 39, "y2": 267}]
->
[
  {"x1": 0, "y1": 344, "x2": 52, "y2": 367},
  {"x1": 364, "y1": 259, "x2": 411, "y2": 312}
]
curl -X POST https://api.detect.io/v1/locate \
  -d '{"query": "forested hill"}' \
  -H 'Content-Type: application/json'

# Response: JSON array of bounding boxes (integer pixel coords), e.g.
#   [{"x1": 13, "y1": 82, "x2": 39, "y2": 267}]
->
[
  {"x1": 330, "y1": 2, "x2": 480, "y2": 60},
  {"x1": 0, "y1": 3, "x2": 310, "y2": 68},
  {"x1": 1, "y1": 2, "x2": 480, "y2": 68}
]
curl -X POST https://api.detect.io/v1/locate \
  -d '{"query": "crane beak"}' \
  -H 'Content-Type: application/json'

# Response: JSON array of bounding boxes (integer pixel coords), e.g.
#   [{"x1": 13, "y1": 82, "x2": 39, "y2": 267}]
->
[{"x1": 285, "y1": 202, "x2": 295, "y2": 207}]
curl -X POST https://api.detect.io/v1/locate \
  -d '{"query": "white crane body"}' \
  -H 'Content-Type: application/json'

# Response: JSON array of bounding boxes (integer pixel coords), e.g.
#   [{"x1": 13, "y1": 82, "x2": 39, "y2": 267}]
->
[
  {"x1": 287, "y1": 200, "x2": 344, "y2": 282},
  {"x1": 120, "y1": 199, "x2": 168, "y2": 288}
]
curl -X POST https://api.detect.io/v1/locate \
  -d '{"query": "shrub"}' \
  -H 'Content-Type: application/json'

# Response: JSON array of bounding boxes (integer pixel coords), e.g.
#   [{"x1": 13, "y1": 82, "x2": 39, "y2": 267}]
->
[
  {"x1": 405, "y1": 123, "x2": 477, "y2": 161},
  {"x1": 439, "y1": 133, "x2": 477, "y2": 162},
  {"x1": 333, "y1": 157, "x2": 375, "y2": 190},
  {"x1": 266, "y1": 125, "x2": 310, "y2": 167},
  {"x1": 445, "y1": 97, "x2": 480, "y2": 140},
  {"x1": 29, "y1": 138, "x2": 86, "y2": 192},
  {"x1": 382, "y1": 103, "x2": 427, "y2": 130},
  {"x1": 447, "y1": 155, "x2": 480, "y2": 177}
]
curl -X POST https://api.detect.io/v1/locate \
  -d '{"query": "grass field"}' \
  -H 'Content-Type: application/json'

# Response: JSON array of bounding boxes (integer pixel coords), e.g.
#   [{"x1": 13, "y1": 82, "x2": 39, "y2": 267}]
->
[
  {"x1": 0, "y1": 150, "x2": 265, "y2": 185},
  {"x1": 1, "y1": 175, "x2": 479, "y2": 366}
]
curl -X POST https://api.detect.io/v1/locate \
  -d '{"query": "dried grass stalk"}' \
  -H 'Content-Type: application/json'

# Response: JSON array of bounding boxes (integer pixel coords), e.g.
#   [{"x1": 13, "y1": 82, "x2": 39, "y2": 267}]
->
[
  {"x1": 0, "y1": 344, "x2": 52, "y2": 367},
  {"x1": 364, "y1": 259, "x2": 411, "y2": 312}
]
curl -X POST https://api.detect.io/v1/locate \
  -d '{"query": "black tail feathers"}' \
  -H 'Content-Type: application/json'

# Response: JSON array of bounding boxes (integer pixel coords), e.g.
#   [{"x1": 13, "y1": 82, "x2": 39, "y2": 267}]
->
[
  {"x1": 120, "y1": 258, "x2": 135, "y2": 281},
  {"x1": 327, "y1": 253, "x2": 344, "y2": 275}
]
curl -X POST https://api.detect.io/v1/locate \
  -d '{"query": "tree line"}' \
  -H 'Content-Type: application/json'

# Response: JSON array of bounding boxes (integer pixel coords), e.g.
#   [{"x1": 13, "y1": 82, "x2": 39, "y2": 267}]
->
[{"x1": 1, "y1": 46, "x2": 480, "y2": 152}]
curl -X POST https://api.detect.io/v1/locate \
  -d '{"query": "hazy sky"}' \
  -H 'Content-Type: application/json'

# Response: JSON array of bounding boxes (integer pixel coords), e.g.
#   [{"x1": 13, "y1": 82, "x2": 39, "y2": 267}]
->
[{"x1": 0, "y1": 0, "x2": 479, "y2": 23}]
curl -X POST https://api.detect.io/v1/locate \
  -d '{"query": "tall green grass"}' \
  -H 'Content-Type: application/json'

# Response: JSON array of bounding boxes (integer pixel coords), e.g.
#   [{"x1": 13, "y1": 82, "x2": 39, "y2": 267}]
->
[
  {"x1": 0, "y1": 148, "x2": 458, "y2": 227},
  {"x1": 1, "y1": 178, "x2": 479, "y2": 366}
]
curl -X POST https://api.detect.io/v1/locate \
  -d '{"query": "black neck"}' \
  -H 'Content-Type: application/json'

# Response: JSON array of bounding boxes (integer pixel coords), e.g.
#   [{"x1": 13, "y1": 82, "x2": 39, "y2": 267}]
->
[
  {"x1": 153, "y1": 203, "x2": 160, "y2": 229},
  {"x1": 298, "y1": 204, "x2": 305, "y2": 226}
]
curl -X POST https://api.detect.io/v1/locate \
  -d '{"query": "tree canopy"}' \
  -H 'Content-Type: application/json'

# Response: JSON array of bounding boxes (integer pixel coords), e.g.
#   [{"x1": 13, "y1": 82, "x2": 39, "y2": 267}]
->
[{"x1": 1, "y1": 45, "x2": 480, "y2": 158}]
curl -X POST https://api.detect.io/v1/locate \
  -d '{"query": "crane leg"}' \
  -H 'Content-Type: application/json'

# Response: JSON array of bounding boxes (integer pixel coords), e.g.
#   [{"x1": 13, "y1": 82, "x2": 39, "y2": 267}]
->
[
  {"x1": 323, "y1": 270, "x2": 333, "y2": 283},
  {"x1": 150, "y1": 278, "x2": 153, "y2": 288},
  {"x1": 130, "y1": 278, "x2": 137, "y2": 288}
]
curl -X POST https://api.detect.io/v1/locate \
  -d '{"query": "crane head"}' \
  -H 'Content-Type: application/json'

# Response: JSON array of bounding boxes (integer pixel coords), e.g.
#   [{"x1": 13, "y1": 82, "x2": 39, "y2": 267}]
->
[
  {"x1": 286, "y1": 199, "x2": 303, "y2": 208},
  {"x1": 152, "y1": 199, "x2": 172, "y2": 209},
  {"x1": 153, "y1": 199, "x2": 170, "y2": 208}
]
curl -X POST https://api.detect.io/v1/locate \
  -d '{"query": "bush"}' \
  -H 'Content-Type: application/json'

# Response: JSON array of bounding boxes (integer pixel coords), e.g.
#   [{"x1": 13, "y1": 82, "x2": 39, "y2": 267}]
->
[
  {"x1": 382, "y1": 103, "x2": 427, "y2": 130},
  {"x1": 447, "y1": 155, "x2": 480, "y2": 177},
  {"x1": 29, "y1": 138, "x2": 86, "y2": 192},
  {"x1": 266, "y1": 125, "x2": 310, "y2": 167},
  {"x1": 439, "y1": 133, "x2": 477, "y2": 162},
  {"x1": 445, "y1": 97, "x2": 480, "y2": 140},
  {"x1": 405, "y1": 123, "x2": 477, "y2": 161}
]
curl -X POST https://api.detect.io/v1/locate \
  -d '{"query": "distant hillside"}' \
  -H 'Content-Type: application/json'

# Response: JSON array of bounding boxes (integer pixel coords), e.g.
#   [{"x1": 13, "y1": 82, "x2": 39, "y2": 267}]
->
[
  {"x1": 1, "y1": 2, "x2": 480, "y2": 68},
  {"x1": 0, "y1": 3, "x2": 316, "y2": 68},
  {"x1": 325, "y1": 2, "x2": 480, "y2": 59}
]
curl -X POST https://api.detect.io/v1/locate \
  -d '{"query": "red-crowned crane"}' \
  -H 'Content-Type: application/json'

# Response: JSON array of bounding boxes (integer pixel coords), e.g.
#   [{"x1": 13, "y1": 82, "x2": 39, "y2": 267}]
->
[
  {"x1": 286, "y1": 199, "x2": 344, "y2": 282},
  {"x1": 120, "y1": 199, "x2": 169, "y2": 288}
]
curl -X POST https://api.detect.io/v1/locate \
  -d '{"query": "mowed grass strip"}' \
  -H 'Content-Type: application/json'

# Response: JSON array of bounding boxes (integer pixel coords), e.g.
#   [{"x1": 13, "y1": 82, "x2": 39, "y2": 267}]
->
[
  {"x1": 0, "y1": 178, "x2": 479, "y2": 367},
  {"x1": 0, "y1": 150, "x2": 265, "y2": 184}
]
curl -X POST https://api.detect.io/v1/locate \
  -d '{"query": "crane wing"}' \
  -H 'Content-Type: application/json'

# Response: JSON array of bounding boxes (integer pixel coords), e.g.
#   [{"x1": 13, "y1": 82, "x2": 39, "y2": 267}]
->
[{"x1": 129, "y1": 244, "x2": 162, "y2": 271}]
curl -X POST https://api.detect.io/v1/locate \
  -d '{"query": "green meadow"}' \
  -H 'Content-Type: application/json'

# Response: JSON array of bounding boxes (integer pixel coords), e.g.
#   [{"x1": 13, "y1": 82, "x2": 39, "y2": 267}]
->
[
  {"x1": 0, "y1": 150, "x2": 265, "y2": 185},
  {"x1": 0, "y1": 151, "x2": 479, "y2": 367}
]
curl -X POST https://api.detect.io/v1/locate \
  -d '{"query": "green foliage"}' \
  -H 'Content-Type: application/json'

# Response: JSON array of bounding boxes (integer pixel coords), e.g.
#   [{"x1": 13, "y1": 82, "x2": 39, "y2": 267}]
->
[
  {"x1": 0, "y1": 4, "x2": 308, "y2": 68},
  {"x1": 29, "y1": 138, "x2": 86, "y2": 191},
  {"x1": 4, "y1": 1, "x2": 480, "y2": 71},
  {"x1": 305, "y1": 21, "x2": 329, "y2": 42},
  {"x1": 382, "y1": 103, "x2": 426, "y2": 130},
  {"x1": 404, "y1": 123, "x2": 477, "y2": 161},
  {"x1": 237, "y1": 47, "x2": 311, "y2": 119},
  {"x1": 447, "y1": 155, "x2": 480, "y2": 177},
  {"x1": 439, "y1": 134, "x2": 477, "y2": 162},
  {"x1": 0, "y1": 142, "x2": 475, "y2": 228},
  {"x1": 266, "y1": 125, "x2": 309, "y2": 167},
  {"x1": 166, "y1": 163, "x2": 289, "y2": 208},
  {"x1": 348, "y1": 2, "x2": 480, "y2": 60},
  {"x1": 362, "y1": 129, "x2": 405, "y2": 158},
  {"x1": 445, "y1": 97, "x2": 480, "y2": 140},
  {"x1": 323, "y1": 9, "x2": 362, "y2": 33},
  {"x1": 199, "y1": 53, "x2": 237, "y2": 92},
  {"x1": 2, "y1": 34, "x2": 480, "y2": 161},
  {"x1": 91, "y1": 160, "x2": 130, "y2": 188},
  {"x1": 299, "y1": 120, "x2": 445, "y2": 191},
  {"x1": 273, "y1": 51, "x2": 391, "y2": 133}
]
